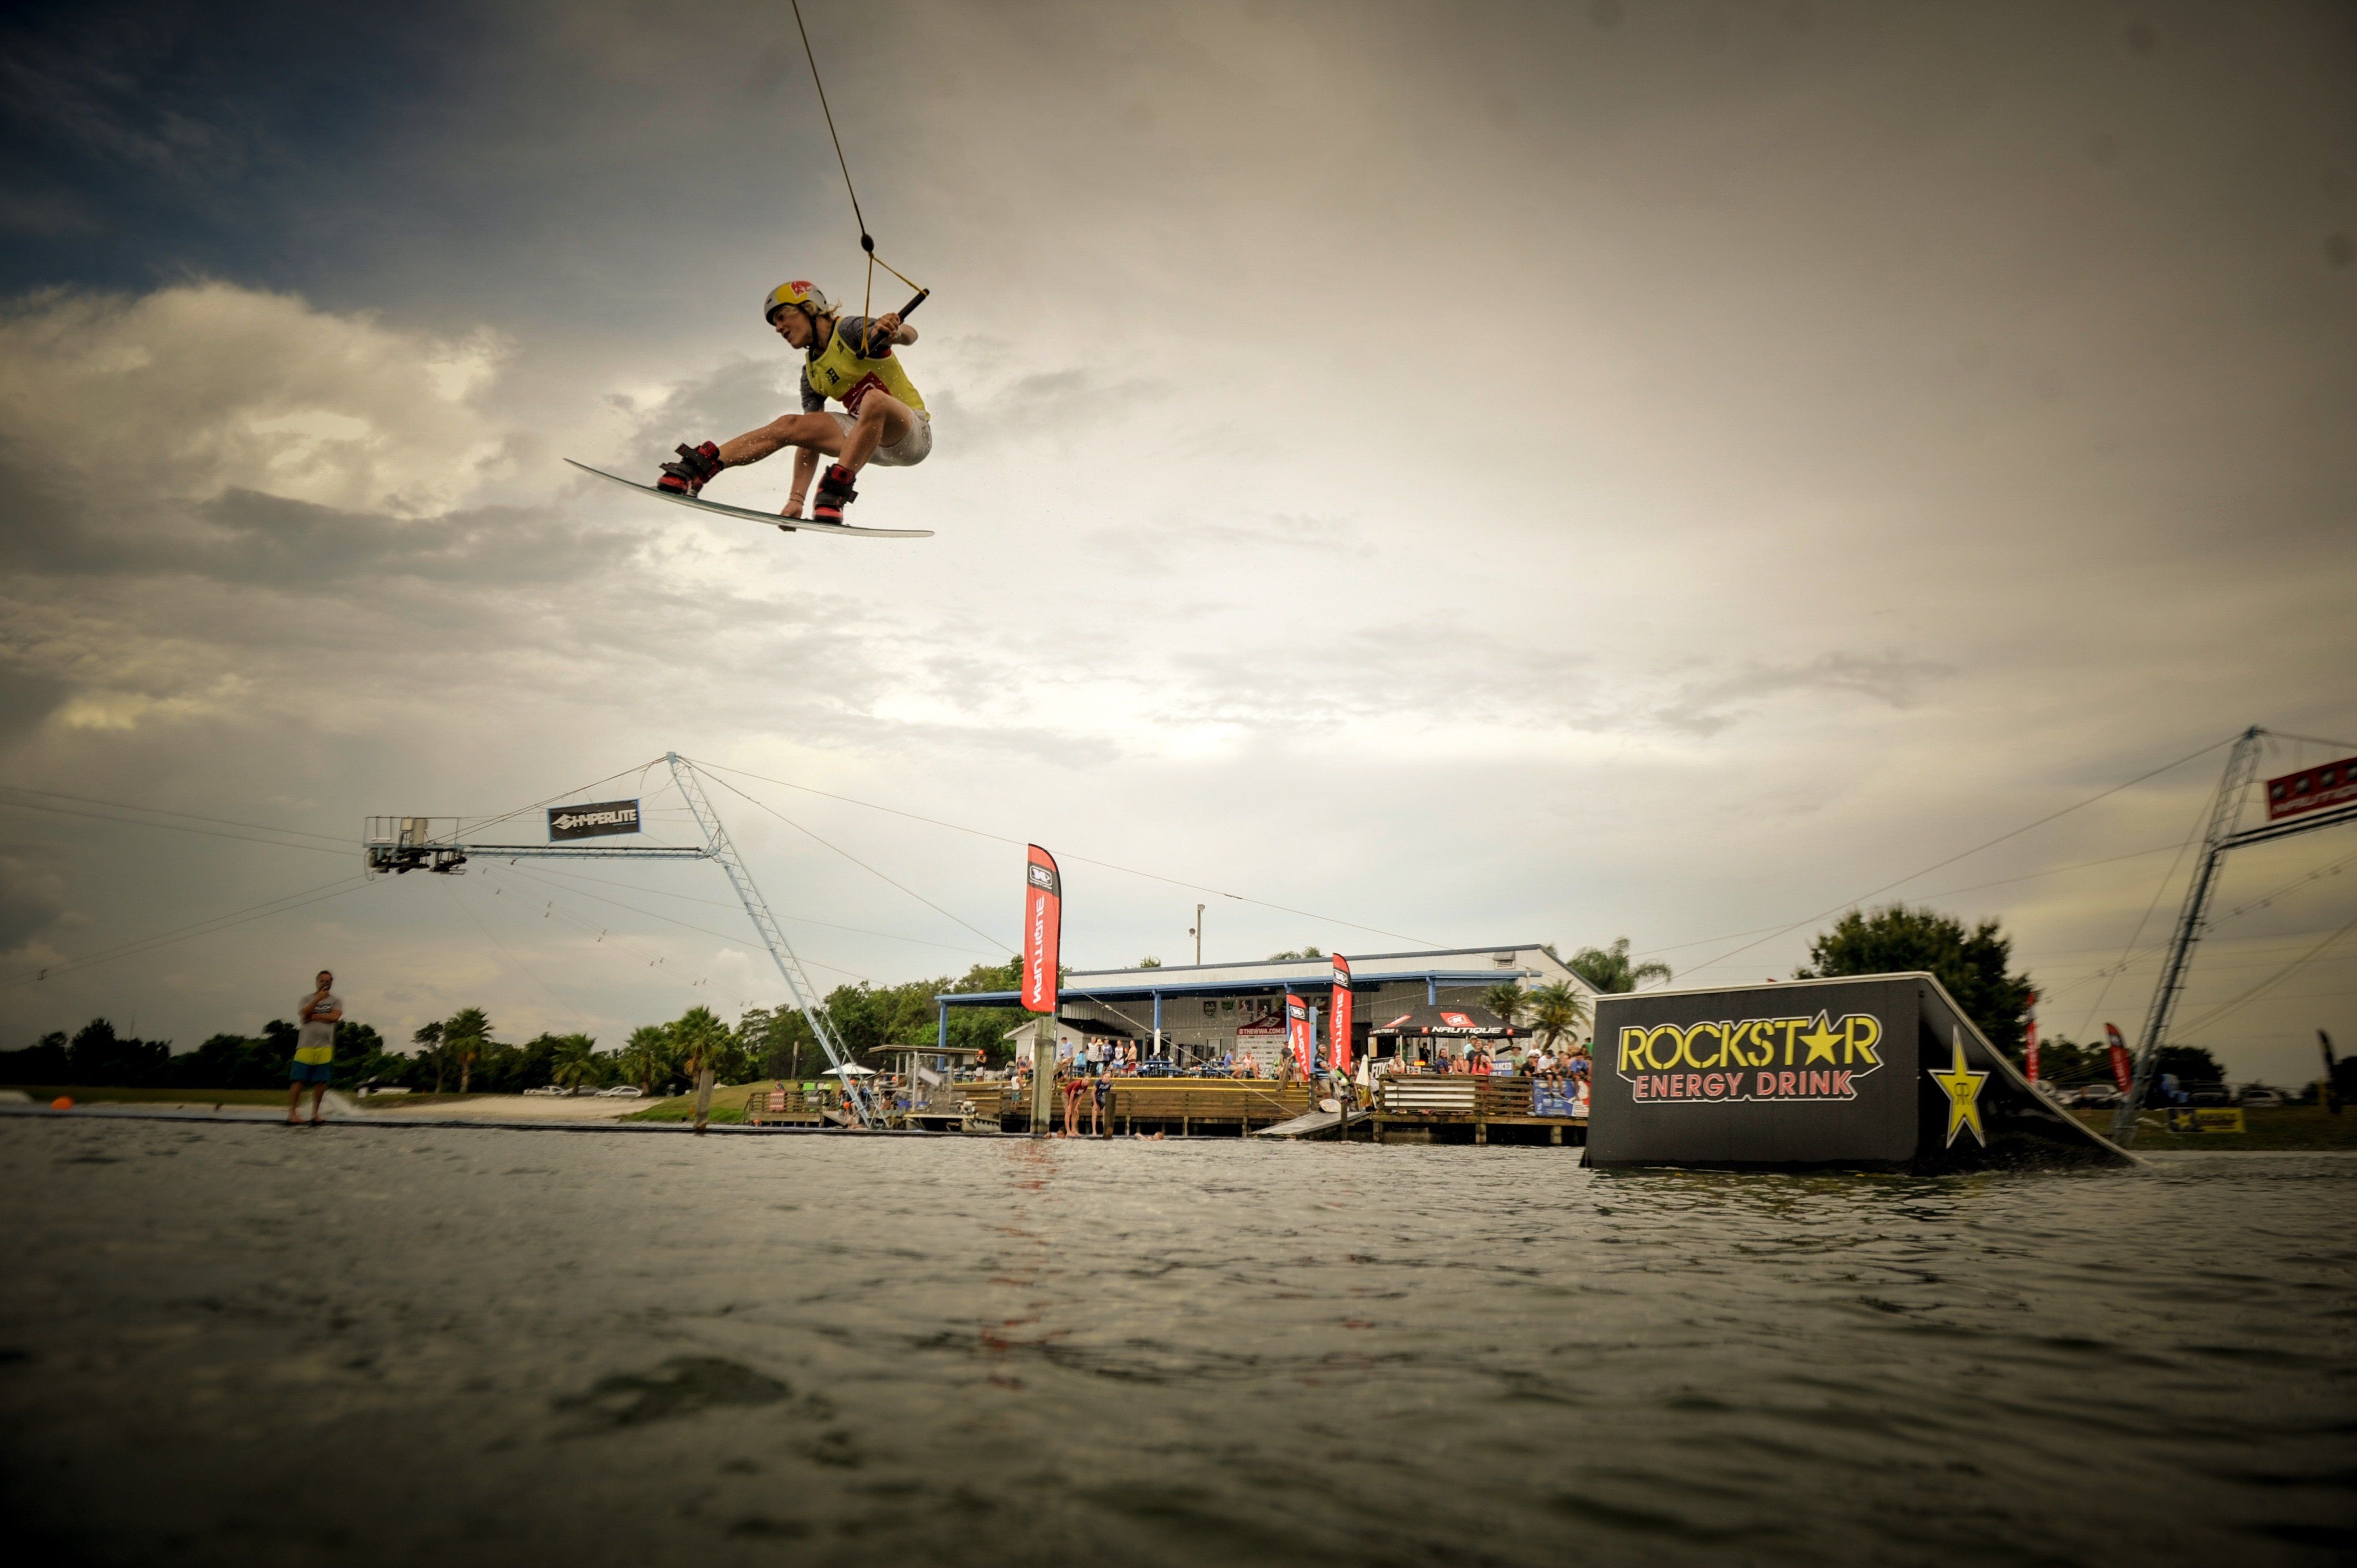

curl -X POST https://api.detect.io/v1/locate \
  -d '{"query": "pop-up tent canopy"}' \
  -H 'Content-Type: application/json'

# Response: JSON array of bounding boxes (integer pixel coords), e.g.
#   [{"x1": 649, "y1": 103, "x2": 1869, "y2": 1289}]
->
[{"x1": 1368, "y1": 1003, "x2": 1527, "y2": 1040}]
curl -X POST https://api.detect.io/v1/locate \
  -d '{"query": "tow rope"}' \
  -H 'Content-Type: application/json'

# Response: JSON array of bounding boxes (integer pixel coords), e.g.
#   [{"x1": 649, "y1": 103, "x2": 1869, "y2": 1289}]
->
[{"x1": 790, "y1": 0, "x2": 929, "y2": 346}]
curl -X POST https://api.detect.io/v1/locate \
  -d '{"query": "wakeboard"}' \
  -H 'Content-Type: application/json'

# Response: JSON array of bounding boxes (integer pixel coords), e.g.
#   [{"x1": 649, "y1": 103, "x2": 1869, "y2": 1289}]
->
[{"x1": 565, "y1": 459, "x2": 933, "y2": 539}]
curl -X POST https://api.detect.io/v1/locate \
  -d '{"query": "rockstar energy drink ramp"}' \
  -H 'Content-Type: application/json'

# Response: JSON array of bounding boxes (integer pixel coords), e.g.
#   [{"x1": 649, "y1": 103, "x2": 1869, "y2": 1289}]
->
[{"x1": 1587, "y1": 973, "x2": 2134, "y2": 1172}]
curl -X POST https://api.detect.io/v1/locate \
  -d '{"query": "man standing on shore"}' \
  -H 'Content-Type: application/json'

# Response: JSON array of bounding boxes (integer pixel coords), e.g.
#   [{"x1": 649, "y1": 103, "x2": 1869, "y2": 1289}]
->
[{"x1": 287, "y1": 970, "x2": 341, "y2": 1126}]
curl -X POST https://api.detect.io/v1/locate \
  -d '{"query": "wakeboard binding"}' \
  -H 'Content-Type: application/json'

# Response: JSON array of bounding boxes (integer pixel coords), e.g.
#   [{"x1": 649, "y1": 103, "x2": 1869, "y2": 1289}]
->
[
  {"x1": 657, "y1": 441, "x2": 725, "y2": 496},
  {"x1": 812, "y1": 462, "x2": 858, "y2": 523}
]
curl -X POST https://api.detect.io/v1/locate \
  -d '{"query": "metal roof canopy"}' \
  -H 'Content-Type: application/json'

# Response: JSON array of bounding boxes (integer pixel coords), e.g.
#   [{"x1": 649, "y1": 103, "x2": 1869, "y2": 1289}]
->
[
  {"x1": 938, "y1": 970, "x2": 1537, "y2": 1006},
  {"x1": 1056, "y1": 943, "x2": 1564, "y2": 979}
]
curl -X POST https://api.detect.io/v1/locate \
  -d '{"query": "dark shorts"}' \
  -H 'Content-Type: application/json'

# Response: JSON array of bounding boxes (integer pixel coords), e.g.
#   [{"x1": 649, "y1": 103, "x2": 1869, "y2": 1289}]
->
[{"x1": 289, "y1": 1059, "x2": 332, "y2": 1085}]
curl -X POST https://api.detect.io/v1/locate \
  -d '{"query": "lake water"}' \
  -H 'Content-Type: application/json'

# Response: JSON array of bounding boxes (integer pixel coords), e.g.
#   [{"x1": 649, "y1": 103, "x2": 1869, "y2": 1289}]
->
[{"x1": 1, "y1": 1118, "x2": 2350, "y2": 1566}]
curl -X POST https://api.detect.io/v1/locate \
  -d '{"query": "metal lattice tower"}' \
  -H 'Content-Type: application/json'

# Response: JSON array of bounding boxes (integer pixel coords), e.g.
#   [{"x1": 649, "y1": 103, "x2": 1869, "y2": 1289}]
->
[
  {"x1": 2106, "y1": 728, "x2": 2357, "y2": 1143},
  {"x1": 2108, "y1": 729, "x2": 2261, "y2": 1142},
  {"x1": 667, "y1": 752, "x2": 872, "y2": 1125}
]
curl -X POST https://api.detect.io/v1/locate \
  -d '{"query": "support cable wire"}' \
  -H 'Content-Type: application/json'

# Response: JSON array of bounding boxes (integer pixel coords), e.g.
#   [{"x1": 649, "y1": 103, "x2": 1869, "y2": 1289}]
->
[
  {"x1": 449, "y1": 757, "x2": 670, "y2": 841},
  {"x1": 485, "y1": 858, "x2": 877, "y2": 986},
  {"x1": 0, "y1": 783, "x2": 351, "y2": 847},
  {"x1": 1629, "y1": 839, "x2": 2200, "y2": 962},
  {"x1": 2173, "y1": 910, "x2": 2357, "y2": 1035},
  {"x1": 471, "y1": 864, "x2": 759, "y2": 1012},
  {"x1": 2074, "y1": 797, "x2": 2216, "y2": 1039},
  {"x1": 1, "y1": 875, "x2": 375, "y2": 989},
  {"x1": 514, "y1": 862, "x2": 1004, "y2": 957},
  {"x1": 691, "y1": 756, "x2": 1445, "y2": 947},
  {"x1": 0, "y1": 793, "x2": 352, "y2": 857},
  {"x1": 702, "y1": 771, "x2": 1007, "y2": 952},
  {"x1": 437, "y1": 875, "x2": 596, "y2": 1032},
  {"x1": 1678, "y1": 734, "x2": 2239, "y2": 982}
]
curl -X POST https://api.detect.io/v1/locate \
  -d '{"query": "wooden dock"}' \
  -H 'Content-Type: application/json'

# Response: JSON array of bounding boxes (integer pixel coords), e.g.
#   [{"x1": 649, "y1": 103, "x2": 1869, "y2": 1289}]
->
[
  {"x1": 1370, "y1": 1075, "x2": 1587, "y2": 1146},
  {"x1": 752, "y1": 1075, "x2": 1583, "y2": 1144}
]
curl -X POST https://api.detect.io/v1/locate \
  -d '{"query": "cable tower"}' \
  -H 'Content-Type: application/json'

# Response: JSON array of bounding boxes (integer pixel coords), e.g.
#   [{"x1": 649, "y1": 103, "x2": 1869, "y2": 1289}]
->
[
  {"x1": 666, "y1": 752, "x2": 871, "y2": 1122},
  {"x1": 2110, "y1": 727, "x2": 2357, "y2": 1143}
]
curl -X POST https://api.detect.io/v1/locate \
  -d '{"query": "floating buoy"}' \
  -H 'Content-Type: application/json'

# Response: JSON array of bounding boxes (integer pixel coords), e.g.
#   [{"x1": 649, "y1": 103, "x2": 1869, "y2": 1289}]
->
[{"x1": 50, "y1": 1096, "x2": 72, "y2": 1111}]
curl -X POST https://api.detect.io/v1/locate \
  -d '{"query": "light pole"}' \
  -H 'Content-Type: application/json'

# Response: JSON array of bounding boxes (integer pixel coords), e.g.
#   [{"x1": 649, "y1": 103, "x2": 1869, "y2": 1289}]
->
[{"x1": 1190, "y1": 904, "x2": 1204, "y2": 965}]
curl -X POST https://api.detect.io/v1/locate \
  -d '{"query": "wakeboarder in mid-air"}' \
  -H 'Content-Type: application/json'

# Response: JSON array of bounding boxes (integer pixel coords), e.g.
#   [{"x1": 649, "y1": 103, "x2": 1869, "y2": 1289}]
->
[{"x1": 654, "y1": 281, "x2": 929, "y2": 525}]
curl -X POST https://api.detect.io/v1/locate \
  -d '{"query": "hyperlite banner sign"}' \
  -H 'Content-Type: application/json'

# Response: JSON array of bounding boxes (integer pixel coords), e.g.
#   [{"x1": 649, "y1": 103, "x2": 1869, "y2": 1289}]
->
[
  {"x1": 1021, "y1": 845, "x2": 1062, "y2": 1015},
  {"x1": 548, "y1": 800, "x2": 641, "y2": 840},
  {"x1": 2265, "y1": 756, "x2": 2357, "y2": 822}
]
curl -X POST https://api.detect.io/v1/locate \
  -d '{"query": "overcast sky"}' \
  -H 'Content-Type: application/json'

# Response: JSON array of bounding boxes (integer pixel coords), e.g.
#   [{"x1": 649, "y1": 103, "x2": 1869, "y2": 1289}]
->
[{"x1": 1, "y1": 0, "x2": 2351, "y2": 1086}]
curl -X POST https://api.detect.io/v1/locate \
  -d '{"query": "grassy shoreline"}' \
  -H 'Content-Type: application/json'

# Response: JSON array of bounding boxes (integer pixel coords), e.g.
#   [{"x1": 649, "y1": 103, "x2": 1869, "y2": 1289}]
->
[{"x1": 2070, "y1": 1106, "x2": 2357, "y2": 1151}]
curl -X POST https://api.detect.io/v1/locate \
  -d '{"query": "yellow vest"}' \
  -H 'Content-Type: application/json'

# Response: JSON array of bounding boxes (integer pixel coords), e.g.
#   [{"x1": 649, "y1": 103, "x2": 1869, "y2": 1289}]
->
[{"x1": 804, "y1": 318, "x2": 926, "y2": 415}]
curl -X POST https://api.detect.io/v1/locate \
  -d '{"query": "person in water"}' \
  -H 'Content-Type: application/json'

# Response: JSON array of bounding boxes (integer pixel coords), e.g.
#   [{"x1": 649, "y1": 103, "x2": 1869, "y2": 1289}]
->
[{"x1": 656, "y1": 281, "x2": 930, "y2": 524}]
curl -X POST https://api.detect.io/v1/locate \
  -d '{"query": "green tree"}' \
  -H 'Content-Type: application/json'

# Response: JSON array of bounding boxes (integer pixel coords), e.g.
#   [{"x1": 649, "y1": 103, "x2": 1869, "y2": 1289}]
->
[
  {"x1": 1480, "y1": 982, "x2": 1529, "y2": 1031},
  {"x1": 549, "y1": 1033, "x2": 603, "y2": 1091},
  {"x1": 668, "y1": 1005, "x2": 742, "y2": 1087},
  {"x1": 1135, "y1": 956, "x2": 1162, "y2": 968},
  {"x1": 1526, "y1": 983, "x2": 1591, "y2": 1050},
  {"x1": 1796, "y1": 905, "x2": 2032, "y2": 1056},
  {"x1": 738, "y1": 1005, "x2": 817, "y2": 1082},
  {"x1": 413, "y1": 1020, "x2": 448, "y2": 1095},
  {"x1": 620, "y1": 1025, "x2": 675, "y2": 1093},
  {"x1": 1267, "y1": 946, "x2": 1324, "y2": 961},
  {"x1": 444, "y1": 1008, "x2": 492, "y2": 1095},
  {"x1": 1567, "y1": 937, "x2": 1672, "y2": 994}
]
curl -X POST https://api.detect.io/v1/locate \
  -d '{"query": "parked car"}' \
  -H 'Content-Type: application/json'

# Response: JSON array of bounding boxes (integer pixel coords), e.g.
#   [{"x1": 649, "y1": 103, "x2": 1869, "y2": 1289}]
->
[
  {"x1": 2072, "y1": 1084, "x2": 2123, "y2": 1109},
  {"x1": 598, "y1": 1085, "x2": 644, "y2": 1098},
  {"x1": 2188, "y1": 1083, "x2": 2232, "y2": 1107},
  {"x1": 2240, "y1": 1087, "x2": 2285, "y2": 1108}
]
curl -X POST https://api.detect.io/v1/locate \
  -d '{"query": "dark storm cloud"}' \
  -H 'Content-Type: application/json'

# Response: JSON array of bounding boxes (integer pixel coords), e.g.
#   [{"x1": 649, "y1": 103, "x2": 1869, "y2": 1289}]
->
[
  {"x1": 0, "y1": 473, "x2": 632, "y2": 590},
  {"x1": 0, "y1": 668, "x2": 69, "y2": 748},
  {"x1": 0, "y1": 852, "x2": 66, "y2": 955},
  {"x1": 0, "y1": 0, "x2": 471, "y2": 295}
]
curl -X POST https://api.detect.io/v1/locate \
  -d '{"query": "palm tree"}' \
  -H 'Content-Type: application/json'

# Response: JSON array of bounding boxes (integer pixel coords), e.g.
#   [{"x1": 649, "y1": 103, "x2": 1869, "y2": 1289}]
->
[
  {"x1": 444, "y1": 1008, "x2": 491, "y2": 1095},
  {"x1": 620, "y1": 1025, "x2": 673, "y2": 1094},
  {"x1": 1526, "y1": 983, "x2": 1592, "y2": 1050},
  {"x1": 551, "y1": 1033, "x2": 600, "y2": 1091},
  {"x1": 1567, "y1": 937, "x2": 1672, "y2": 994},
  {"x1": 672, "y1": 1006, "x2": 730, "y2": 1089},
  {"x1": 413, "y1": 1021, "x2": 446, "y2": 1095},
  {"x1": 1480, "y1": 981, "x2": 1530, "y2": 1031}
]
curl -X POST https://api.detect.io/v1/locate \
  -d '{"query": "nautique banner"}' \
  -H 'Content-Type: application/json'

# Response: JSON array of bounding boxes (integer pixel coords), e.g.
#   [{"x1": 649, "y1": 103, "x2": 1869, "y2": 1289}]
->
[
  {"x1": 1021, "y1": 845, "x2": 1061, "y2": 1016},
  {"x1": 1330, "y1": 953, "x2": 1354, "y2": 1073},
  {"x1": 1285, "y1": 994, "x2": 1313, "y2": 1078},
  {"x1": 548, "y1": 800, "x2": 641, "y2": 840}
]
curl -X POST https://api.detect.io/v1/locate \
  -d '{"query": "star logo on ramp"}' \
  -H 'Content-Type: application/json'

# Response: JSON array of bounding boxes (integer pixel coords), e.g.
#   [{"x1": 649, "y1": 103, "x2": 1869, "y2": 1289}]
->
[
  {"x1": 1797, "y1": 1013, "x2": 1843, "y2": 1065},
  {"x1": 1929, "y1": 1030, "x2": 1989, "y2": 1147}
]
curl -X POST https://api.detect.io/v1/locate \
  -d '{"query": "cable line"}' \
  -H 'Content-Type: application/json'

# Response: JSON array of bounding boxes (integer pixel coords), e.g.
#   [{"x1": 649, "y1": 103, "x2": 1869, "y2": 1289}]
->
[
  {"x1": 0, "y1": 783, "x2": 350, "y2": 847},
  {"x1": 0, "y1": 793, "x2": 351, "y2": 857},
  {"x1": 691, "y1": 756, "x2": 1446, "y2": 947},
  {"x1": 516, "y1": 862, "x2": 1003, "y2": 957},
  {"x1": 438, "y1": 875, "x2": 596, "y2": 1031},
  {"x1": 787, "y1": 0, "x2": 924, "y2": 331},
  {"x1": 2173, "y1": 911, "x2": 2357, "y2": 1034},
  {"x1": 1679, "y1": 733, "x2": 2238, "y2": 981},
  {"x1": 1, "y1": 876, "x2": 374, "y2": 989},
  {"x1": 482, "y1": 858, "x2": 877, "y2": 987},
  {"x1": 702, "y1": 772, "x2": 1006, "y2": 952}
]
